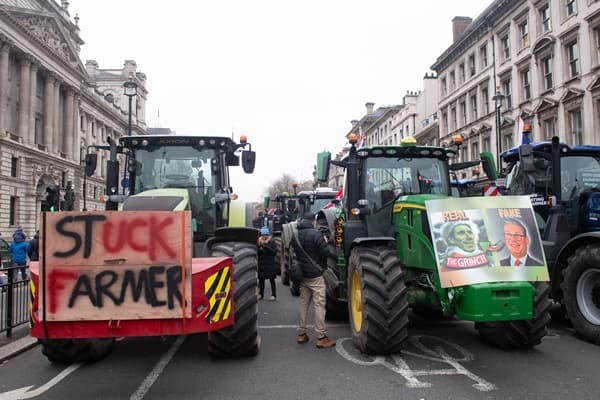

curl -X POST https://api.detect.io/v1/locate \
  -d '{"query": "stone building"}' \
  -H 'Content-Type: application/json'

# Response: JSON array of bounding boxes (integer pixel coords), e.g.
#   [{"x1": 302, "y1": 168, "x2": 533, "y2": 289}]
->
[
  {"x1": 0, "y1": 0, "x2": 147, "y2": 239},
  {"x1": 431, "y1": 0, "x2": 600, "y2": 171}
]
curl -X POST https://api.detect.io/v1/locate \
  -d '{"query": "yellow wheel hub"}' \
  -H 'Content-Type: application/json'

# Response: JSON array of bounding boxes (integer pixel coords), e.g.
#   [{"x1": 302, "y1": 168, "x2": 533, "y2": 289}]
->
[{"x1": 350, "y1": 269, "x2": 363, "y2": 332}]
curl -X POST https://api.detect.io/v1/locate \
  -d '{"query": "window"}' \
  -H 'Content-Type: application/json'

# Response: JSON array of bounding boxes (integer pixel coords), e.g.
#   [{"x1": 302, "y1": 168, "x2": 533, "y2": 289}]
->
[
  {"x1": 451, "y1": 107, "x2": 457, "y2": 131},
  {"x1": 9, "y1": 196, "x2": 16, "y2": 226},
  {"x1": 483, "y1": 137, "x2": 491, "y2": 152},
  {"x1": 11, "y1": 156, "x2": 17, "y2": 177},
  {"x1": 566, "y1": 41, "x2": 579, "y2": 78},
  {"x1": 459, "y1": 63, "x2": 466, "y2": 83},
  {"x1": 482, "y1": 87, "x2": 489, "y2": 114},
  {"x1": 460, "y1": 100, "x2": 467, "y2": 125},
  {"x1": 504, "y1": 134, "x2": 513, "y2": 150},
  {"x1": 501, "y1": 34, "x2": 510, "y2": 61},
  {"x1": 502, "y1": 79, "x2": 512, "y2": 109},
  {"x1": 450, "y1": 71, "x2": 456, "y2": 90},
  {"x1": 519, "y1": 20, "x2": 529, "y2": 48},
  {"x1": 441, "y1": 78, "x2": 447, "y2": 96},
  {"x1": 596, "y1": 28, "x2": 600, "y2": 66},
  {"x1": 442, "y1": 112, "x2": 448, "y2": 135},
  {"x1": 566, "y1": 0, "x2": 576, "y2": 17},
  {"x1": 471, "y1": 94, "x2": 478, "y2": 120},
  {"x1": 540, "y1": 5, "x2": 551, "y2": 32},
  {"x1": 569, "y1": 109, "x2": 583, "y2": 145},
  {"x1": 469, "y1": 54, "x2": 476, "y2": 76},
  {"x1": 543, "y1": 118, "x2": 555, "y2": 140},
  {"x1": 480, "y1": 44, "x2": 488, "y2": 67},
  {"x1": 34, "y1": 115, "x2": 42, "y2": 144},
  {"x1": 542, "y1": 56, "x2": 553, "y2": 90},
  {"x1": 471, "y1": 142, "x2": 479, "y2": 161},
  {"x1": 521, "y1": 68, "x2": 531, "y2": 101}
]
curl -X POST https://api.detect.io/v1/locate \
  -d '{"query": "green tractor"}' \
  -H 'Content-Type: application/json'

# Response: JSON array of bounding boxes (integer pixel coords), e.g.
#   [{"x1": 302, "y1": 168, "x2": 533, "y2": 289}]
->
[
  {"x1": 315, "y1": 135, "x2": 551, "y2": 355},
  {"x1": 501, "y1": 136, "x2": 600, "y2": 344}
]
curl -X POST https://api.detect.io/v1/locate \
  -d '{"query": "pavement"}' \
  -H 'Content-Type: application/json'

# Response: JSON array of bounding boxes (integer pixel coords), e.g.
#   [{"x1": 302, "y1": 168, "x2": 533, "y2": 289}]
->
[{"x1": 0, "y1": 324, "x2": 38, "y2": 363}]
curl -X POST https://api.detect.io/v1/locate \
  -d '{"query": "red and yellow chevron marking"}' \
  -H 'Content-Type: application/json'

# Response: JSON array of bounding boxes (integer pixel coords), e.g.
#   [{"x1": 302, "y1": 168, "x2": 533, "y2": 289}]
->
[
  {"x1": 204, "y1": 266, "x2": 232, "y2": 323},
  {"x1": 29, "y1": 279, "x2": 36, "y2": 329}
]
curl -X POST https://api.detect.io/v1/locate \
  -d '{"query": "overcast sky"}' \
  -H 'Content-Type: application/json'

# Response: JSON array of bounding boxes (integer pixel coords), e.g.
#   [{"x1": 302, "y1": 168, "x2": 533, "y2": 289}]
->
[{"x1": 72, "y1": 0, "x2": 488, "y2": 202}]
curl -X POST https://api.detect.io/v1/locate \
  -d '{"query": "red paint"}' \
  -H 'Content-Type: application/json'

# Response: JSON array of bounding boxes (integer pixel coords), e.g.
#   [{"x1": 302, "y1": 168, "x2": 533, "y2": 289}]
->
[
  {"x1": 102, "y1": 215, "x2": 177, "y2": 260},
  {"x1": 47, "y1": 269, "x2": 78, "y2": 313}
]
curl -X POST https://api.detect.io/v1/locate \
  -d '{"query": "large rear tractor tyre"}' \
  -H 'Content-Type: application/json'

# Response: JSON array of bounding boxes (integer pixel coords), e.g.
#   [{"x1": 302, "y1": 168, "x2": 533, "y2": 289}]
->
[
  {"x1": 347, "y1": 244, "x2": 409, "y2": 355},
  {"x1": 208, "y1": 241, "x2": 260, "y2": 357},
  {"x1": 40, "y1": 338, "x2": 115, "y2": 364},
  {"x1": 273, "y1": 236, "x2": 282, "y2": 276},
  {"x1": 476, "y1": 282, "x2": 551, "y2": 349},
  {"x1": 289, "y1": 250, "x2": 300, "y2": 296},
  {"x1": 325, "y1": 245, "x2": 347, "y2": 321},
  {"x1": 561, "y1": 244, "x2": 600, "y2": 344},
  {"x1": 280, "y1": 229, "x2": 291, "y2": 286}
]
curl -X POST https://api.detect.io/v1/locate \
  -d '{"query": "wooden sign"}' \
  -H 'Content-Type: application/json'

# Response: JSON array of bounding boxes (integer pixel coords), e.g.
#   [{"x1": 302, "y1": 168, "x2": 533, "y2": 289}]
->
[{"x1": 40, "y1": 211, "x2": 192, "y2": 321}]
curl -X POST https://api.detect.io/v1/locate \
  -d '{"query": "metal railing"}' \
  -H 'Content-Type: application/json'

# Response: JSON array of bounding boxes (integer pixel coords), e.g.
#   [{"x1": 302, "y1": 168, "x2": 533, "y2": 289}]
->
[{"x1": 0, "y1": 263, "x2": 31, "y2": 337}]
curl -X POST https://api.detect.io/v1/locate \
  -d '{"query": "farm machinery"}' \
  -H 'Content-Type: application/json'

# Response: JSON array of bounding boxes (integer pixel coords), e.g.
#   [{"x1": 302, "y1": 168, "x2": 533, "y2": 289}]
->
[
  {"x1": 29, "y1": 134, "x2": 261, "y2": 363},
  {"x1": 315, "y1": 135, "x2": 551, "y2": 354}
]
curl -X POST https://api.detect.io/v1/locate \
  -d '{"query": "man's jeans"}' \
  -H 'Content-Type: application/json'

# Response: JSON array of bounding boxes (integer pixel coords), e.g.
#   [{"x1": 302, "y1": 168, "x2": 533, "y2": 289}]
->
[{"x1": 297, "y1": 276, "x2": 327, "y2": 338}]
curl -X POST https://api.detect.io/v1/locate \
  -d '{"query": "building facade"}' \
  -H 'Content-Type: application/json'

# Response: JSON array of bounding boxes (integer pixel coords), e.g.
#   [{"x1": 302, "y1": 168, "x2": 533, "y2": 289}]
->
[{"x1": 0, "y1": 0, "x2": 147, "y2": 239}]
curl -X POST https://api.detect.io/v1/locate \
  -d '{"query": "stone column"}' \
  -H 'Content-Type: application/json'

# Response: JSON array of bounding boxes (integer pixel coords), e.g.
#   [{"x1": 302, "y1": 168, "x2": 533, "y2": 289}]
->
[
  {"x1": 64, "y1": 87, "x2": 74, "y2": 159},
  {"x1": 53, "y1": 79, "x2": 61, "y2": 154},
  {"x1": 29, "y1": 61, "x2": 38, "y2": 145},
  {"x1": 0, "y1": 42, "x2": 10, "y2": 135},
  {"x1": 73, "y1": 94, "x2": 81, "y2": 162},
  {"x1": 17, "y1": 56, "x2": 31, "y2": 140},
  {"x1": 43, "y1": 72, "x2": 55, "y2": 150}
]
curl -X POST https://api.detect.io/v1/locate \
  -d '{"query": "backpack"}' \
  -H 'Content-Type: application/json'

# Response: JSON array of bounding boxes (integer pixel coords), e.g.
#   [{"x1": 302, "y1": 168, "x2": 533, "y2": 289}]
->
[{"x1": 289, "y1": 258, "x2": 304, "y2": 282}]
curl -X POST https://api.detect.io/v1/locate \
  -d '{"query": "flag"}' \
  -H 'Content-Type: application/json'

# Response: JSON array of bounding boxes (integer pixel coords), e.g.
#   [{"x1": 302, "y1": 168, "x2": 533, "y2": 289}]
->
[
  {"x1": 324, "y1": 187, "x2": 343, "y2": 209},
  {"x1": 515, "y1": 114, "x2": 524, "y2": 145},
  {"x1": 357, "y1": 125, "x2": 365, "y2": 148}
]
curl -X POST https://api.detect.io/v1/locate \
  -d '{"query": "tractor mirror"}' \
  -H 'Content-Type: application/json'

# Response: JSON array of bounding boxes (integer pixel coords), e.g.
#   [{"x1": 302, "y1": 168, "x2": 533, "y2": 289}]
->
[
  {"x1": 316, "y1": 151, "x2": 331, "y2": 182},
  {"x1": 84, "y1": 153, "x2": 97, "y2": 177},
  {"x1": 519, "y1": 144, "x2": 536, "y2": 172},
  {"x1": 242, "y1": 150, "x2": 256, "y2": 173},
  {"x1": 479, "y1": 151, "x2": 497, "y2": 180}
]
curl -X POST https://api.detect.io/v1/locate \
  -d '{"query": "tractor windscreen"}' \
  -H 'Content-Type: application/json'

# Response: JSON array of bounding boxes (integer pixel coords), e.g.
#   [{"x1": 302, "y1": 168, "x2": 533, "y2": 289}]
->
[{"x1": 364, "y1": 157, "x2": 449, "y2": 205}]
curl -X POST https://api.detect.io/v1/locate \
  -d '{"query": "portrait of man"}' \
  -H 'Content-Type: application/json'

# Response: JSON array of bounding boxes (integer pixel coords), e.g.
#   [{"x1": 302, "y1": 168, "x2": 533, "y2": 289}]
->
[
  {"x1": 500, "y1": 218, "x2": 543, "y2": 266},
  {"x1": 445, "y1": 222, "x2": 479, "y2": 256}
]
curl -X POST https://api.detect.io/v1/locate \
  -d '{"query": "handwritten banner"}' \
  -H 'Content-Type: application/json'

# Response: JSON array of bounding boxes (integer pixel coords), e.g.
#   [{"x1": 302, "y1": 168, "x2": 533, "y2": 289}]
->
[{"x1": 41, "y1": 211, "x2": 192, "y2": 321}]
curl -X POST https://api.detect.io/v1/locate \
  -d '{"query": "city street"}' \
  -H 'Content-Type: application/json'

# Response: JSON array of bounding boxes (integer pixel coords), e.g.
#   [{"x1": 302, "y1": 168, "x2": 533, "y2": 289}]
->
[{"x1": 1, "y1": 279, "x2": 599, "y2": 400}]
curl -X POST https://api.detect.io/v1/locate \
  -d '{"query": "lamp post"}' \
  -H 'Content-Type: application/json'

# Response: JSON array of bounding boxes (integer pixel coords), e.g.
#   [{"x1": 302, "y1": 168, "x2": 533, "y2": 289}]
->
[
  {"x1": 123, "y1": 76, "x2": 138, "y2": 136},
  {"x1": 492, "y1": 87, "x2": 505, "y2": 176}
]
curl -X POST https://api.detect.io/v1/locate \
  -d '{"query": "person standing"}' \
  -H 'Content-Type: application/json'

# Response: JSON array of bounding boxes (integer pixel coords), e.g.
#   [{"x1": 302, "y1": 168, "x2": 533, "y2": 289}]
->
[
  {"x1": 257, "y1": 226, "x2": 277, "y2": 301},
  {"x1": 9, "y1": 227, "x2": 28, "y2": 280},
  {"x1": 293, "y1": 212, "x2": 336, "y2": 349},
  {"x1": 28, "y1": 230, "x2": 39, "y2": 262}
]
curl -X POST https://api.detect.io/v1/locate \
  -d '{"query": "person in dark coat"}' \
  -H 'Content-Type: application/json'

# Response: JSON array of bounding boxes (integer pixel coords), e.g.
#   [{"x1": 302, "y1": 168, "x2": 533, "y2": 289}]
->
[
  {"x1": 27, "y1": 230, "x2": 39, "y2": 262},
  {"x1": 293, "y1": 212, "x2": 336, "y2": 349},
  {"x1": 258, "y1": 226, "x2": 277, "y2": 301}
]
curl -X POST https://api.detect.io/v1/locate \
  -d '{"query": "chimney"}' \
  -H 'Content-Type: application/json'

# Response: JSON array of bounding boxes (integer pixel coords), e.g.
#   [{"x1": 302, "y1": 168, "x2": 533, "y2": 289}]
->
[
  {"x1": 452, "y1": 16, "x2": 472, "y2": 43},
  {"x1": 365, "y1": 102, "x2": 374, "y2": 115}
]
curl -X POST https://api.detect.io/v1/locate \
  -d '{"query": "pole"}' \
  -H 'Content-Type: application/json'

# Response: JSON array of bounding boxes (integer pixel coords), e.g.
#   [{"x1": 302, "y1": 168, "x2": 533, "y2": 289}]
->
[
  {"x1": 128, "y1": 95, "x2": 133, "y2": 136},
  {"x1": 495, "y1": 102, "x2": 502, "y2": 176}
]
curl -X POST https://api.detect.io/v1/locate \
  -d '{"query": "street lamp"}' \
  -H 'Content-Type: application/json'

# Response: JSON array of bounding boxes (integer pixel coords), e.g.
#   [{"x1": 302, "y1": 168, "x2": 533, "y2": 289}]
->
[
  {"x1": 123, "y1": 75, "x2": 138, "y2": 136},
  {"x1": 492, "y1": 87, "x2": 505, "y2": 176}
]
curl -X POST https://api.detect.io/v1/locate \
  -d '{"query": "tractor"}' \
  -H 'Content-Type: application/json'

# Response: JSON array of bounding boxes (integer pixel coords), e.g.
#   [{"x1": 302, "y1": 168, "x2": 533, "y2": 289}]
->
[
  {"x1": 501, "y1": 136, "x2": 600, "y2": 344},
  {"x1": 315, "y1": 135, "x2": 551, "y2": 355},
  {"x1": 29, "y1": 134, "x2": 260, "y2": 363}
]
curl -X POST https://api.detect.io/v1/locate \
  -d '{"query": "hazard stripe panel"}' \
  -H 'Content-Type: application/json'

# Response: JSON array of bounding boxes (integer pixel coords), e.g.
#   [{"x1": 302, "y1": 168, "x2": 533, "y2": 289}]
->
[{"x1": 204, "y1": 266, "x2": 232, "y2": 323}]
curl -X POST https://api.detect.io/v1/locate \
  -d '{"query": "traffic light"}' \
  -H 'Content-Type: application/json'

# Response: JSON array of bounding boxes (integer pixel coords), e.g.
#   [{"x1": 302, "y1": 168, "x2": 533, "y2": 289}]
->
[
  {"x1": 45, "y1": 185, "x2": 59, "y2": 212},
  {"x1": 64, "y1": 181, "x2": 74, "y2": 211}
]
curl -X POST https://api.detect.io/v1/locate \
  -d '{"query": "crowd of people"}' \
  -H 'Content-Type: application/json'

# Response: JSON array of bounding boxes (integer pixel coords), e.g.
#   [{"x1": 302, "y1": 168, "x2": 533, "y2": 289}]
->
[{"x1": 0, "y1": 227, "x2": 38, "y2": 284}]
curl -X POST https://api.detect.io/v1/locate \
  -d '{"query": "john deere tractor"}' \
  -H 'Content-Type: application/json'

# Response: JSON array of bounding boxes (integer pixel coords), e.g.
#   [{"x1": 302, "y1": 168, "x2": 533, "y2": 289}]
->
[
  {"x1": 315, "y1": 135, "x2": 551, "y2": 355},
  {"x1": 30, "y1": 134, "x2": 260, "y2": 363},
  {"x1": 501, "y1": 136, "x2": 600, "y2": 344}
]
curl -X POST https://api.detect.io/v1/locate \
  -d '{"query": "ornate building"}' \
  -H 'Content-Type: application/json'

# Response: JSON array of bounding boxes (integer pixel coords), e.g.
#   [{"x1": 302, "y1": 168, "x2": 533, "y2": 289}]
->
[{"x1": 0, "y1": 0, "x2": 147, "y2": 239}]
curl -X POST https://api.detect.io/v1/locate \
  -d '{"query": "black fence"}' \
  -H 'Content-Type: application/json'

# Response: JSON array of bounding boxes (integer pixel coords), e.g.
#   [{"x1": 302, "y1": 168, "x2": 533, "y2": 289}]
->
[{"x1": 0, "y1": 263, "x2": 31, "y2": 337}]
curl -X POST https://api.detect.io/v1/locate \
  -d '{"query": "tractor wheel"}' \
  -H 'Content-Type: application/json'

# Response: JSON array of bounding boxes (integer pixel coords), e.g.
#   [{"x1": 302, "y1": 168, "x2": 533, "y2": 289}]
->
[
  {"x1": 40, "y1": 338, "x2": 114, "y2": 364},
  {"x1": 273, "y1": 236, "x2": 282, "y2": 276},
  {"x1": 325, "y1": 245, "x2": 347, "y2": 321},
  {"x1": 476, "y1": 282, "x2": 551, "y2": 349},
  {"x1": 561, "y1": 244, "x2": 600, "y2": 344},
  {"x1": 347, "y1": 244, "x2": 409, "y2": 355},
  {"x1": 208, "y1": 241, "x2": 260, "y2": 357},
  {"x1": 280, "y1": 229, "x2": 291, "y2": 286}
]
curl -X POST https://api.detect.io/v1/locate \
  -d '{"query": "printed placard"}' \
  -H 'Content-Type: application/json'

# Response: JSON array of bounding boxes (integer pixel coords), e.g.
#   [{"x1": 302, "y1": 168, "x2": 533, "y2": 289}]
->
[
  {"x1": 425, "y1": 196, "x2": 549, "y2": 288},
  {"x1": 40, "y1": 211, "x2": 192, "y2": 321}
]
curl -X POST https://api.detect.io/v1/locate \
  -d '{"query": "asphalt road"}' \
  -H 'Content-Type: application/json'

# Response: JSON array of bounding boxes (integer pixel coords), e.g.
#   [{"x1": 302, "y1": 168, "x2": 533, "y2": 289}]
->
[{"x1": 1, "y1": 279, "x2": 599, "y2": 400}]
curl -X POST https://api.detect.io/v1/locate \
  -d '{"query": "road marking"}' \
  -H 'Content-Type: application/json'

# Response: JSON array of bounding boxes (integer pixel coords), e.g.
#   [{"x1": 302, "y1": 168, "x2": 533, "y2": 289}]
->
[
  {"x1": 336, "y1": 335, "x2": 496, "y2": 392},
  {"x1": 258, "y1": 323, "x2": 349, "y2": 329},
  {"x1": 0, "y1": 362, "x2": 84, "y2": 399},
  {"x1": 129, "y1": 336, "x2": 186, "y2": 400}
]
